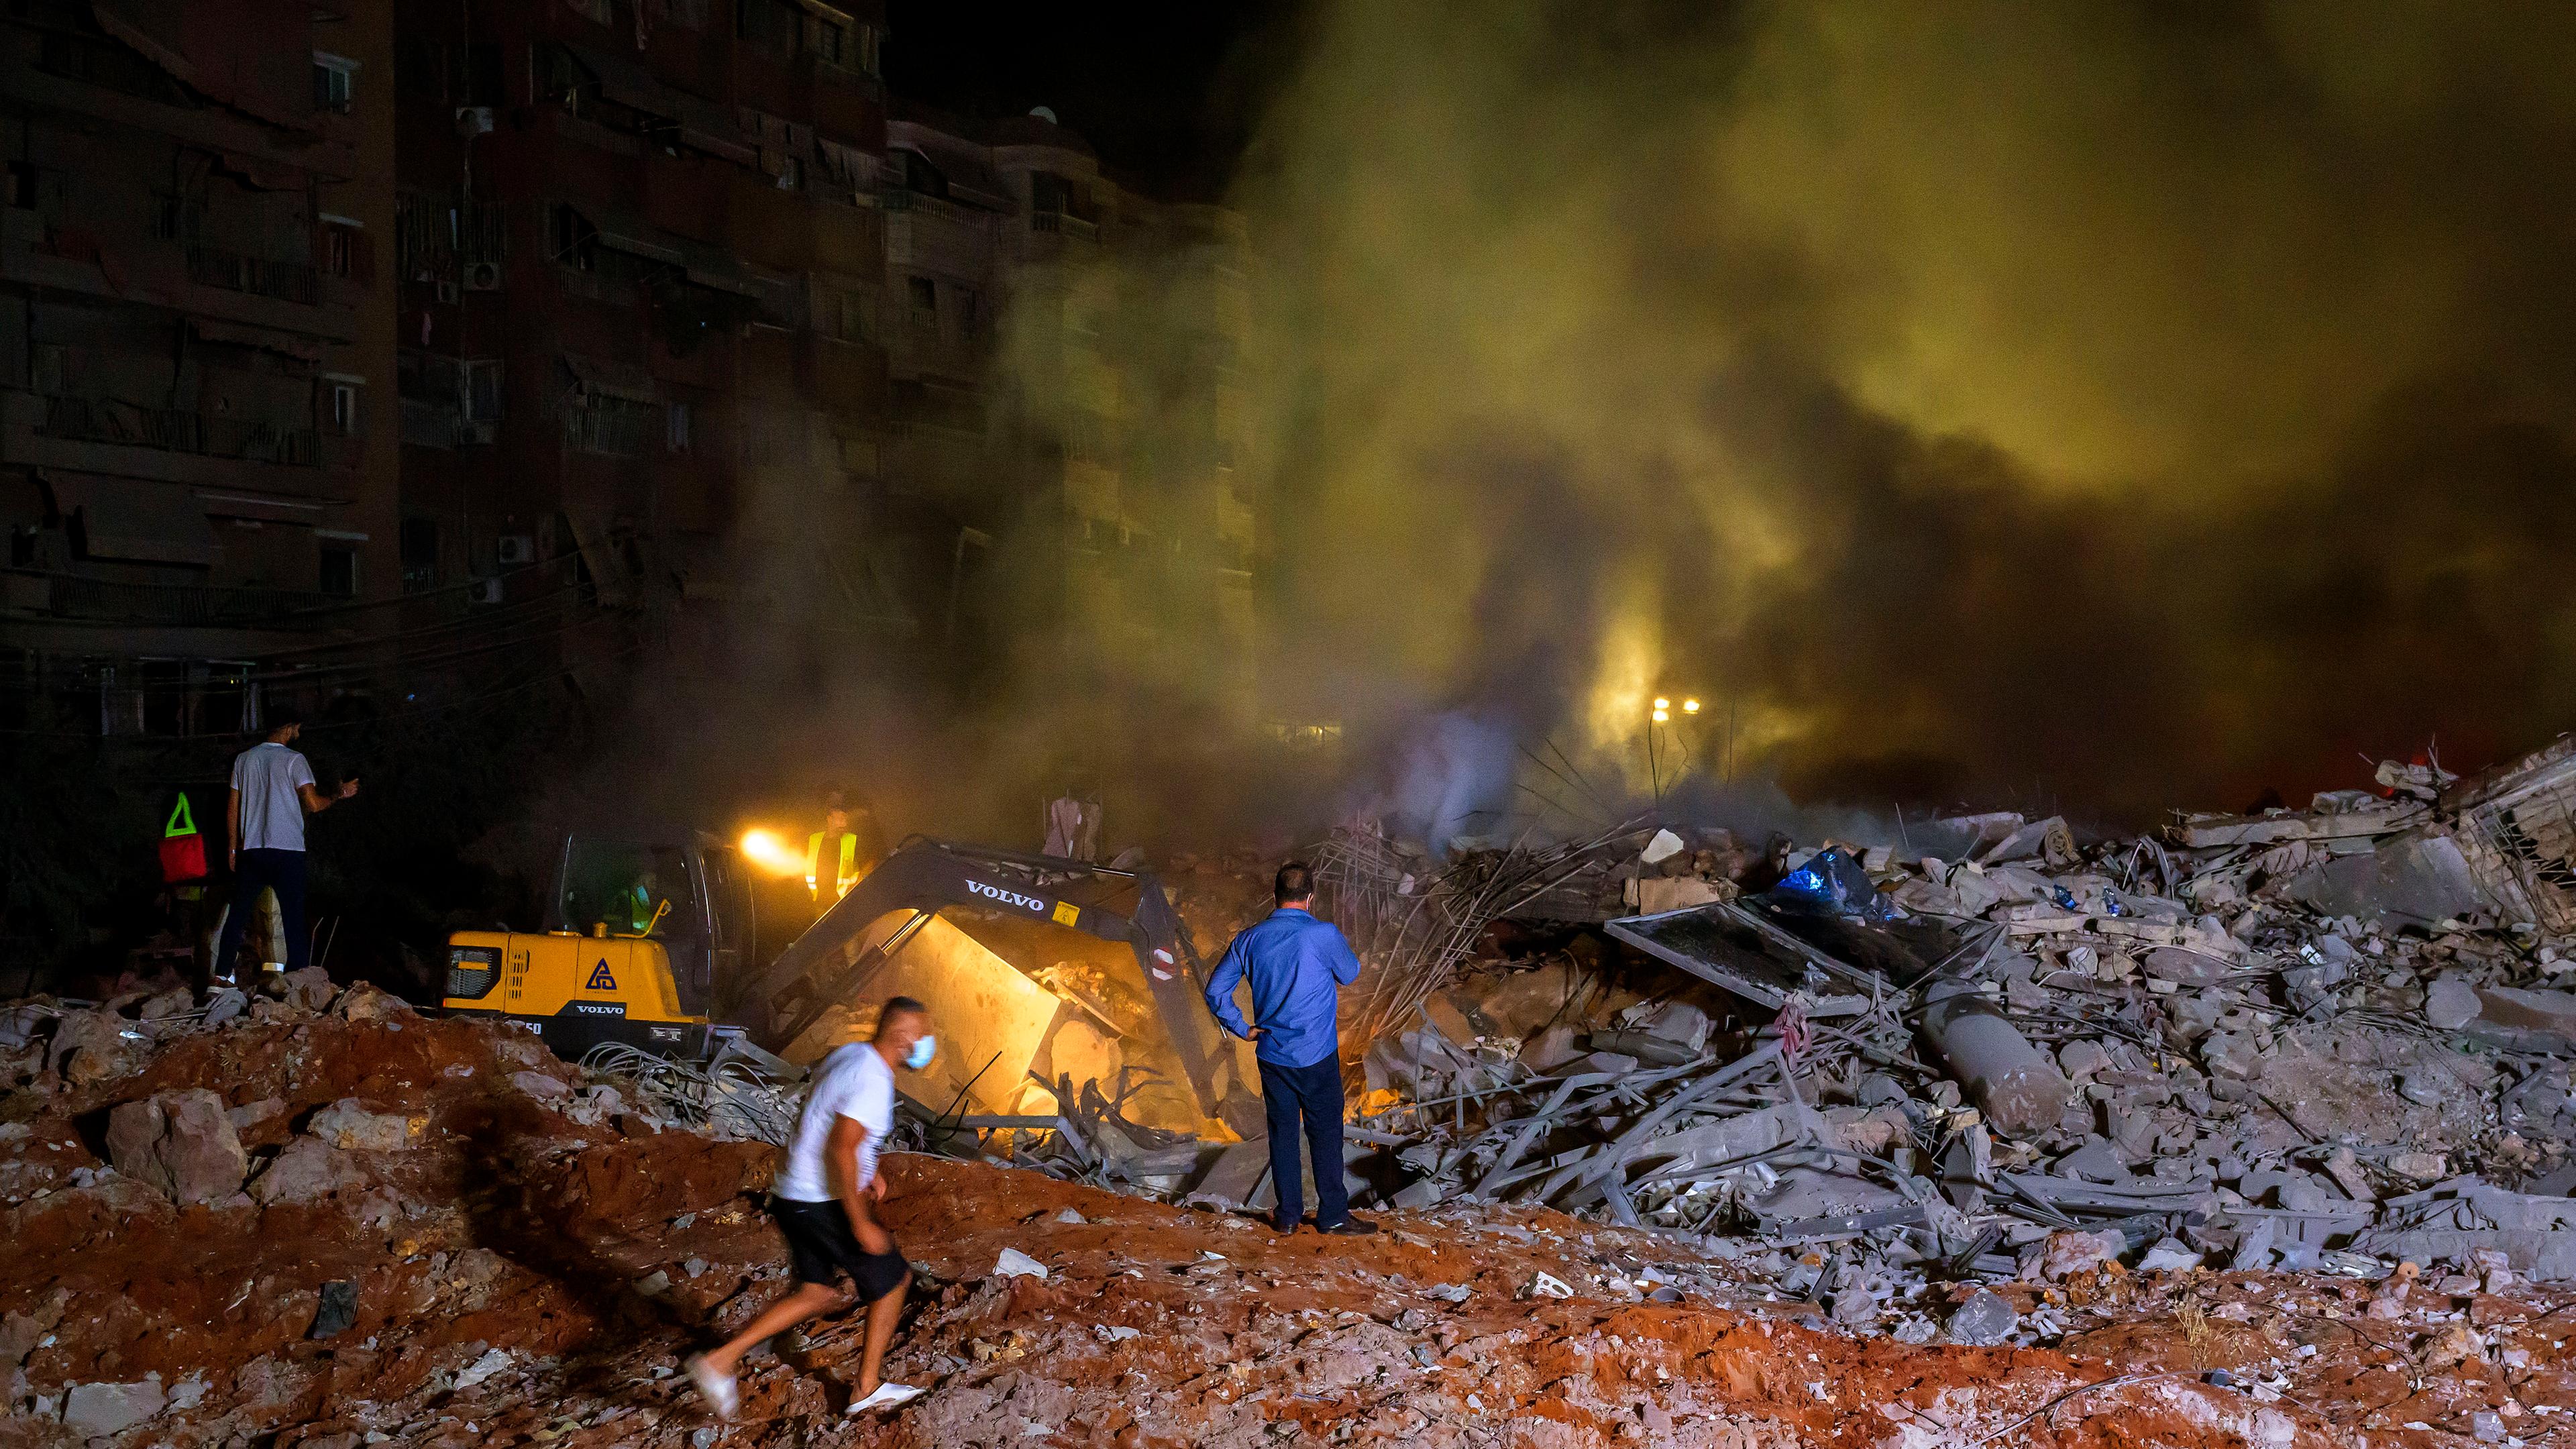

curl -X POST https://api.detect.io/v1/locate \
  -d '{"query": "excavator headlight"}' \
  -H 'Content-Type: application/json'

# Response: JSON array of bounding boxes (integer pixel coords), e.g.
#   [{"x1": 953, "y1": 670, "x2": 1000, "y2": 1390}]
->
[{"x1": 446, "y1": 945, "x2": 501, "y2": 1000}]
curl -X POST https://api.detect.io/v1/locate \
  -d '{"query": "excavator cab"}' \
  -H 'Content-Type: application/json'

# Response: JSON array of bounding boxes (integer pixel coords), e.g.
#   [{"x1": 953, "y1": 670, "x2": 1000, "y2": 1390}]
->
[{"x1": 443, "y1": 830, "x2": 752, "y2": 1059}]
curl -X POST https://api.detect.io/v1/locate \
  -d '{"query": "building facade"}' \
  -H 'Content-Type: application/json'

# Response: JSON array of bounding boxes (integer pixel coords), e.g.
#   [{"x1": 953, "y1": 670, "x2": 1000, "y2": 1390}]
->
[
  {"x1": 0, "y1": 0, "x2": 399, "y2": 733},
  {"x1": 880, "y1": 105, "x2": 1258, "y2": 716},
  {"x1": 390, "y1": 0, "x2": 900, "y2": 679}
]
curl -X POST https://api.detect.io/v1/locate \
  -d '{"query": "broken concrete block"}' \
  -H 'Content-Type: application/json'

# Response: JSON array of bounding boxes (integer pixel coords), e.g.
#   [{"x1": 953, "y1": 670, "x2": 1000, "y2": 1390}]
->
[
  {"x1": 279, "y1": 967, "x2": 337, "y2": 1012},
  {"x1": 1917, "y1": 983, "x2": 2072, "y2": 1137},
  {"x1": 2137, "y1": 1238, "x2": 2204, "y2": 1273},
  {"x1": 332, "y1": 983, "x2": 415, "y2": 1024},
  {"x1": 309, "y1": 1280, "x2": 358, "y2": 1339},
  {"x1": 1943, "y1": 1289, "x2": 2017, "y2": 1346},
  {"x1": 1418, "y1": 994, "x2": 1477, "y2": 1046},
  {"x1": 105, "y1": 1089, "x2": 247, "y2": 1205},
  {"x1": 2426, "y1": 977, "x2": 2485, "y2": 1031},
  {"x1": 2140, "y1": 947, "x2": 2231, "y2": 985},
  {"x1": 62, "y1": 1377, "x2": 164, "y2": 1436},
  {"x1": 1189, "y1": 1138, "x2": 1271, "y2": 1208},
  {"x1": 250, "y1": 1138, "x2": 366, "y2": 1204},
  {"x1": 226, "y1": 1097, "x2": 287, "y2": 1139},
  {"x1": 2057, "y1": 1040, "x2": 2110, "y2": 1081},
  {"x1": 48, "y1": 1009, "x2": 140, "y2": 1087},
  {"x1": 2466, "y1": 985, "x2": 2576, "y2": 1053},
  {"x1": 2284, "y1": 828, "x2": 2487, "y2": 929},
  {"x1": 1517, "y1": 1024, "x2": 1584, "y2": 1073},
  {"x1": 1631, "y1": 877, "x2": 1731, "y2": 914},
  {"x1": 2198, "y1": 1031, "x2": 2262, "y2": 1081},
  {"x1": 1640, "y1": 829, "x2": 1686, "y2": 865},
  {"x1": 306, "y1": 1099, "x2": 426, "y2": 1152},
  {"x1": 510, "y1": 1071, "x2": 573, "y2": 1100},
  {"x1": 2039, "y1": 1228, "x2": 2125, "y2": 1280}
]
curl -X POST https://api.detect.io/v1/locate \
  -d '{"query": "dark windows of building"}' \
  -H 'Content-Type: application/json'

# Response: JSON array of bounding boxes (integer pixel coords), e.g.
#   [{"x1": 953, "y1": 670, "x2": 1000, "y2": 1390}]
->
[
  {"x1": 152, "y1": 195, "x2": 205, "y2": 243},
  {"x1": 9, "y1": 161, "x2": 41, "y2": 210},
  {"x1": 564, "y1": 392, "x2": 655, "y2": 456},
  {"x1": 907, "y1": 275, "x2": 936, "y2": 327},
  {"x1": 325, "y1": 378, "x2": 362, "y2": 437},
  {"x1": 897, "y1": 150, "x2": 949, "y2": 199},
  {"x1": 547, "y1": 203, "x2": 600, "y2": 271},
  {"x1": 313, "y1": 52, "x2": 356, "y2": 114},
  {"x1": 400, "y1": 518, "x2": 440, "y2": 593},
  {"x1": 322, "y1": 219, "x2": 366, "y2": 279},
  {"x1": 1030, "y1": 173, "x2": 1097, "y2": 231},
  {"x1": 957, "y1": 287, "x2": 980, "y2": 343},
  {"x1": 667, "y1": 399, "x2": 692, "y2": 453},
  {"x1": 319, "y1": 545, "x2": 358, "y2": 598}
]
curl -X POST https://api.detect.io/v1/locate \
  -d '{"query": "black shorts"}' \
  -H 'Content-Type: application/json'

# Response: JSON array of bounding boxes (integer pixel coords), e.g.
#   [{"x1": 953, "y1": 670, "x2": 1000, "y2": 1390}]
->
[{"x1": 770, "y1": 1195, "x2": 908, "y2": 1301}]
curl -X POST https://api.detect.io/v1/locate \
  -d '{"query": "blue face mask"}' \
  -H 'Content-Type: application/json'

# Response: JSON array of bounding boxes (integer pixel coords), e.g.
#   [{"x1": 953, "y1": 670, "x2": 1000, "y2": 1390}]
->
[{"x1": 903, "y1": 1034, "x2": 936, "y2": 1071}]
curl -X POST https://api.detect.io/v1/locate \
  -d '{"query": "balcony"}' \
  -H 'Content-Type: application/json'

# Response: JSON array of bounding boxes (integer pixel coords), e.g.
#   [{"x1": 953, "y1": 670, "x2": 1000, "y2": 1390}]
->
[
  {"x1": 1030, "y1": 211, "x2": 1098, "y2": 240},
  {"x1": 5, "y1": 569, "x2": 330, "y2": 629},
  {"x1": 188, "y1": 244, "x2": 320, "y2": 306},
  {"x1": 40, "y1": 396, "x2": 319, "y2": 466}
]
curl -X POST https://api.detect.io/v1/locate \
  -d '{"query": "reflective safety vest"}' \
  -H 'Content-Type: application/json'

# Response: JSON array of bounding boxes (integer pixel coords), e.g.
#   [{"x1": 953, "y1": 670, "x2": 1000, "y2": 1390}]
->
[{"x1": 807, "y1": 830, "x2": 860, "y2": 901}]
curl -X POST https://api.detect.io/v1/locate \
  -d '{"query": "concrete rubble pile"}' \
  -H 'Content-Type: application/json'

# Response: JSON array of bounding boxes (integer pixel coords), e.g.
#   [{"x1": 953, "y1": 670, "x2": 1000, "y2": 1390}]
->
[{"x1": 1289, "y1": 736, "x2": 2576, "y2": 1344}]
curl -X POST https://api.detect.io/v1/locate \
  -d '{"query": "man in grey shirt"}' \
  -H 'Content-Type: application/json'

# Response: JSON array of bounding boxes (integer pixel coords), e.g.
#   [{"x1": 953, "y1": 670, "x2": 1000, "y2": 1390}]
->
[{"x1": 213, "y1": 710, "x2": 357, "y2": 984}]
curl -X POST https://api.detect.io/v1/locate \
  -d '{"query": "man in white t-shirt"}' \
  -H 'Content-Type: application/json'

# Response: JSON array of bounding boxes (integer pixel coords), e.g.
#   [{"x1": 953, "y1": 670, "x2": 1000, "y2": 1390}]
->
[
  {"x1": 688, "y1": 996, "x2": 935, "y2": 1419},
  {"x1": 213, "y1": 710, "x2": 358, "y2": 983}
]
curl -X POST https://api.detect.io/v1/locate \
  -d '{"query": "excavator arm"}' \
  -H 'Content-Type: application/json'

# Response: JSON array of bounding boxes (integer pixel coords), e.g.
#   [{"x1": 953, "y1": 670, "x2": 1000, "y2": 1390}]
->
[{"x1": 727, "y1": 839, "x2": 1244, "y2": 1122}]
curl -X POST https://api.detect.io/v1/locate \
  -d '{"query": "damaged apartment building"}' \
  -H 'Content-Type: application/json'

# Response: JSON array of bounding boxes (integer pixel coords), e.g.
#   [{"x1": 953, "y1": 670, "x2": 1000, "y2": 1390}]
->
[
  {"x1": 2, "y1": 0, "x2": 1264, "y2": 741},
  {"x1": 879, "y1": 104, "x2": 1260, "y2": 716},
  {"x1": 0, "y1": 0, "x2": 398, "y2": 731}
]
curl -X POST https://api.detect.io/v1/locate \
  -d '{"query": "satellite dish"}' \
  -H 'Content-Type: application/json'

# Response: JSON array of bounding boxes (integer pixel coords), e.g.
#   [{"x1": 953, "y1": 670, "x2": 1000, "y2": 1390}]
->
[{"x1": 1029, "y1": 106, "x2": 1059, "y2": 123}]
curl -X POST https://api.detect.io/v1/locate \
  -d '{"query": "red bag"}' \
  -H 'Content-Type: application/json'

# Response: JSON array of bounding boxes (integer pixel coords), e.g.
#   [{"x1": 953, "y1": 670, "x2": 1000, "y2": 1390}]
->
[{"x1": 159, "y1": 794, "x2": 208, "y2": 883}]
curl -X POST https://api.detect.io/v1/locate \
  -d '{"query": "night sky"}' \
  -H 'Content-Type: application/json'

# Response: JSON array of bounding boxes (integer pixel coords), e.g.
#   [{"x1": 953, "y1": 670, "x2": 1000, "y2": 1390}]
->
[{"x1": 883, "y1": 1, "x2": 1295, "y2": 199}]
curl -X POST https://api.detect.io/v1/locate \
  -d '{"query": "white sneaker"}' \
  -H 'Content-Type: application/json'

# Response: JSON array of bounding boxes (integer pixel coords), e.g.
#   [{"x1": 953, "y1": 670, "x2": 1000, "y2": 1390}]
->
[
  {"x1": 685, "y1": 1354, "x2": 738, "y2": 1419},
  {"x1": 846, "y1": 1383, "x2": 924, "y2": 1414}
]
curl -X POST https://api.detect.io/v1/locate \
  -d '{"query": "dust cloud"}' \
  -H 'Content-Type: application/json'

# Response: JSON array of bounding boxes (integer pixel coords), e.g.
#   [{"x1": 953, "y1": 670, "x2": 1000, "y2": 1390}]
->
[{"x1": 1238, "y1": 0, "x2": 2576, "y2": 830}]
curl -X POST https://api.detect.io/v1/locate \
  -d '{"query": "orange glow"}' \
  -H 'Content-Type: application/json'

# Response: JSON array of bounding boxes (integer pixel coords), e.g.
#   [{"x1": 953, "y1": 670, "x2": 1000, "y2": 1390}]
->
[{"x1": 739, "y1": 828, "x2": 804, "y2": 876}]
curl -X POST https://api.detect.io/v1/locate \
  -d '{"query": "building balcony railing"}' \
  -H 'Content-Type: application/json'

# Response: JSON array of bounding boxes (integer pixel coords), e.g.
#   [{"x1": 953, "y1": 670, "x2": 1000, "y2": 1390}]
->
[
  {"x1": 6, "y1": 569, "x2": 331, "y2": 628},
  {"x1": 1030, "y1": 211, "x2": 1098, "y2": 239},
  {"x1": 187, "y1": 244, "x2": 320, "y2": 306},
  {"x1": 42, "y1": 395, "x2": 318, "y2": 466}
]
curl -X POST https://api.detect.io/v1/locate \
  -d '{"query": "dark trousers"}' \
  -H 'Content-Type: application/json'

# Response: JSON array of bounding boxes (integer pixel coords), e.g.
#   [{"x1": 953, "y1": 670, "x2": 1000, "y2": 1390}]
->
[
  {"x1": 215, "y1": 847, "x2": 308, "y2": 979},
  {"x1": 1258, "y1": 1053, "x2": 1349, "y2": 1228}
]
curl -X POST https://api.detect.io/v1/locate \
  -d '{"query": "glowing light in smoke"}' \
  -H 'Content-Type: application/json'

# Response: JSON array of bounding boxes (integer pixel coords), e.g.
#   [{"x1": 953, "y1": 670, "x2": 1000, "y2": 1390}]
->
[
  {"x1": 1682, "y1": 698, "x2": 1701, "y2": 714},
  {"x1": 739, "y1": 828, "x2": 804, "y2": 876}
]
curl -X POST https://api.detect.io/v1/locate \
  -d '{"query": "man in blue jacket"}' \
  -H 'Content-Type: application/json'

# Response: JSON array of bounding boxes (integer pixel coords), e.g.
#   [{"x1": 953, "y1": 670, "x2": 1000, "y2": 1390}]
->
[{"x1": 1204, "y1": 861, "x2": 1377, "y2": 1235}]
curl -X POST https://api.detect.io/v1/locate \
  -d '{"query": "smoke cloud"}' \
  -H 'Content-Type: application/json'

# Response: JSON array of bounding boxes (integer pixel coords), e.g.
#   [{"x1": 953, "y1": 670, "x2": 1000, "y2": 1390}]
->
[{"x1": 1238, "y1": 0, "x2": 2576, "y2": 827}]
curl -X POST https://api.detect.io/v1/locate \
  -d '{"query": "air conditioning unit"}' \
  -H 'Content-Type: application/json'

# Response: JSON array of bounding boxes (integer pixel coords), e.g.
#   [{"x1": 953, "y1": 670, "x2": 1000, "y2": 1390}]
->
[
  {"x1": 495, "y1": 534, "x2": 535, "y2": 566},
  {"x1": 463, "y1": 260, "x2": 502, "y2": 291},
  {"x1": 435, "y1": 280, "x2": 461, "y2": 305},
  {"x1": 468, "y1": 578, "x2": 504, "y2": 604},
  {"x1": 455, "y1": 106, "x2": 495, "y2": 137}
]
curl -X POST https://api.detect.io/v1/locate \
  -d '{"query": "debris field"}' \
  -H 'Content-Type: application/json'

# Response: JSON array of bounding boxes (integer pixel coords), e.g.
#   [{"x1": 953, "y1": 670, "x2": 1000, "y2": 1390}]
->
[{"x1": 13, "y1": 735, "x2": 2576, "y2": 1445}]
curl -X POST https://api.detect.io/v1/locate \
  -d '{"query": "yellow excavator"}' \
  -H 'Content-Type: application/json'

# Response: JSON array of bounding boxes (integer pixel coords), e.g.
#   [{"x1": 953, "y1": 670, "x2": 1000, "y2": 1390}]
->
[{"x1": 437, "y1": 833, "x2": 1243, "y2": 1123}]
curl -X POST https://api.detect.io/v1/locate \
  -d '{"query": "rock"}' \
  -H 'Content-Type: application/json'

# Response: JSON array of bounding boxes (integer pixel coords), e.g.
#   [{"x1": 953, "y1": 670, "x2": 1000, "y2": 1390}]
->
[
  {"x1": 280, "y1": 967, "x2": 338, "y2": 1012},
  {"x1": 2137, "y1": 1237, "x2": 2205, "y2": 1273},
  {"x1": 227, "y1": 1097, "x2": 288, "y2": 1138},
  {"x1": 137, "y1": 987, "x2": 193, "y2": 1021},
  {"x1": 2141, "y1": 947, "x2": 2231, "y2": 985},
  {"x1": 2057, "y1": 1040, "x2": 2111, "y2": 1081},
  {"x1": 509, "y1": 1071, "x2": 573, "y2": 1101},
  {"x1": 451, "y1": 1347, "x2": 513, "y2": 1391},
  {"x1": 632, "y1": 1270, "x2": 672, "y2": 1297},
  {"x1": 310, "y1": 1280, "x2": 358, "y2": 1338},
  {"x1": 2041, "y1": 1228, "x2": 2126, "y2": 1281},
  {"x1": 2055, "y1": 1138, "x2": 2132, "y2": 1184},
  {"x1": 62, "y1": 1376, "x2": 165, "y2": 1435},
  {"x1": 307, "y1": 1099, "x2": 425, "y2": 1152},
  {"x1": 105, "y1": 1089, "x2": 248, "y2": 1205},
  {"x1": 1517, "y1": 1024, "x2": 1584, "y2": 1073},
  {"x1": 1943, "y1": 1289, "x2": 2017, "y2": 1346},
  {"x1": 2426, "y1": 977, "x2": 2483, "y2": 1031},
  {"x1": 48, "y1": 1009, "x2": 140, "y2": 1087},
  {"x1": 250, "y1": 1138, "x2": 366, "y2": 1204},
  {"x1": 2387, "y1": 1150, "x2": 2447, "y2": 1183},
  {"x1": 1524, "y1": 1271, "x2": 1574, "y2": 1299},
  {"x1": 992, "y1": 1247, "x2": 1048, "y2": 1280},
  {"x1": 2198, "y1": 1031, "x2": 2262, "y2": 1080},
  {"x1": 332, "y1": 983, "x2": 414, "y2": 1024}
]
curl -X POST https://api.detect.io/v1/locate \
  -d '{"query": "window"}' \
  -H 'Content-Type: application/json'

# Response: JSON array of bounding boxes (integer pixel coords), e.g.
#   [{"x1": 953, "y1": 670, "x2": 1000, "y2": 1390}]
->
[
  {"x1": 666, "y1": 399, "x2": 692, "y2": 453},
  {"x1": 460, "y1": 360, "x2": 504, "y2": 424},
  {"x1": 957, "y1": 287, "x2": 980, "y2": 343},
  {"x1": 326, "y1": 381, "x2": 361, "y2": 436},
  {"x1": 312, "y1": 53, "x2": 356, "y2": 114},
  {"x1": 548, "y1": 203, "x2": 599, "y2": 271},
  {"x1": 152, "y1": 195, "x2": 203, "y2": 242},
  {"x1": 325, "y1": 225, "x2": 353, "y2": 277},
  {"x1": 564, "y1": 392, "x2": 655, "y2": 456},
  {"x1": 400, "y1": 518, "x2": 440, "y2": 593},
  {"x1": 319, "y1": 547, "x2": 358, "y2": 598},
  {"x1": 907, "y1": 275, "x2": 936, "y2": 327},
  {"x1": 776, "y1": 156, "x2": 802, "y2": 192},
  {"x1": 832, "y1": 290, "x2": 872, "y2": 343}
]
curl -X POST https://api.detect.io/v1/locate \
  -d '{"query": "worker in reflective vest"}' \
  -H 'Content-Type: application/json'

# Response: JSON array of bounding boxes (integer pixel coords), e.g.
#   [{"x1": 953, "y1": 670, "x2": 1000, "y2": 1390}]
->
[{"x1": 808, "y1": 800, "x2": 861, "y2": 904}]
